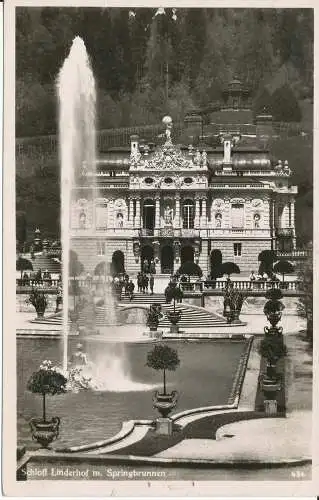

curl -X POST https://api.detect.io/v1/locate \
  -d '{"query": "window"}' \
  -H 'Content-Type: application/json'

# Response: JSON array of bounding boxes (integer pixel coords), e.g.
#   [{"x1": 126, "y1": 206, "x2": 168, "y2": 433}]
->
[
  {"x1": 97, "y1": 241, "x2": 105, "y2": 256},
  {"x1": 234, "y1": 243, "x2": 242, "y2": 256},
  {"x1": 182, "y1": 199, "x2": 195, "y2": 229},
  {"x1": 231, "y1": 203, "x2": 244, "y2": 228}
]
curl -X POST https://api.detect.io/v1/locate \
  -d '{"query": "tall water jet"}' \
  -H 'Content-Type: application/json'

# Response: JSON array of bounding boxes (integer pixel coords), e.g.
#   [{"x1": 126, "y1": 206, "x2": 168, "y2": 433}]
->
[{"x1": 57, "y1": 37, "x2": 96, "y2": 371}]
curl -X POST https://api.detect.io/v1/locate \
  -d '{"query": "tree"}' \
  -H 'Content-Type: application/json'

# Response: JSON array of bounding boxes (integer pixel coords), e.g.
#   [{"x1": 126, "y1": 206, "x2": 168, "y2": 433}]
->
[
  {"x1": 219, "y1": 262, "x2": 240, "y2": 277},
  {"x1": 177, "y1": 261, "x2": 202, "y2": 277},
  {"x1": 258, "y1": 250, "x2": 277, "y2": 277},
  {"x1": 146, "y1": 344, "x2": 180, "y2": 395},
  {"x1": 297, "y1": 246, "x2": 313, "y2": 344},
  {"x1": 270, "y1": 84, "x2": 302, "y2": 122},
  {"x1": 273, "y1": 260, "x2": 295, "y2": 283},
  {"x1": 27, "y1": 360, "x2": 67, "y2": 422},
  {"x1": 164, "y1": 282, "x2": 184, "y2": 313},
  {"x1": 16, "y1": 256, "x2": 33, "y2": 278}
]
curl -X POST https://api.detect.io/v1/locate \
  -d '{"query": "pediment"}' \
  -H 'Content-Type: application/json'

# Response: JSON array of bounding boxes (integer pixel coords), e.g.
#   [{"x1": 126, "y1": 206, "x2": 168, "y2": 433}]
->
[{"x1": 130, "y1": 140, "x2": 207, "y2": 171}]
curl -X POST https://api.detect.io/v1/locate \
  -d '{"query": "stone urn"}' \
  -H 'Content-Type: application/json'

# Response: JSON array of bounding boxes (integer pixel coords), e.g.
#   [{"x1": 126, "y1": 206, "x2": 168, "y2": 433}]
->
[
  {"x1": 166, "y1": 310, "x2": 182, "y2": 333},
  {"x1": 260, "y1": 374, "x2": 281, "y2": 397},
  {"x1": 29, "y1": 417, "x2": 60, "y2": 448},
  {"x1": 153, "y1": 390, "x2": 178, "y2": 418}
]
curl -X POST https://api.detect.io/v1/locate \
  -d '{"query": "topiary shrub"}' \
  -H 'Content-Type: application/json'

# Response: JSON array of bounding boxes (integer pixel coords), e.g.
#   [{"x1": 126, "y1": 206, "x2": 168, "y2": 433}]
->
[{"x1": 146, "y1": 344, "x2": 180, "y2": 395}]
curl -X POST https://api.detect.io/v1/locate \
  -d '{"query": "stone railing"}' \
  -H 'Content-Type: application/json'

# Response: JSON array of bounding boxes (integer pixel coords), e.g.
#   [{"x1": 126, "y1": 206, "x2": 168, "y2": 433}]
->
[
  {"x1": 180, "y1": 279, "x2": 303, "y2": 293},
  {"x1": 275, "y1": 250, "x2": 309, "y2": 259}
]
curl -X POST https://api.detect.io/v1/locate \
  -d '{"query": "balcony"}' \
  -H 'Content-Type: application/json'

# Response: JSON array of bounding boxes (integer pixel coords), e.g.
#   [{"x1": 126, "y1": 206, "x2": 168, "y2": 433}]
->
[
  {"x1": 275, "y1": 228, "x2": 294, "y2": 237},
  {"x1": 139, "y1": 228, "x2": 154, "y2": 237},
  {"x1": 207, "y1": 228, "x2": 270, "y2": 238}
]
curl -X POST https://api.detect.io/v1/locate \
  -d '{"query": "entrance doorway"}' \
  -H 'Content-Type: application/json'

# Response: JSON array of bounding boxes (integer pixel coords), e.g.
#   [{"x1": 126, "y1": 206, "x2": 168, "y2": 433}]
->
[
  {"x1": 141, "y1": 245, "x2": 154, "y2": 272},
  {"x1": 111, "y1": 250, "x2": 125, "y2": 275},
  {"x1": 161, "y1": 245, "x2": 174, "y2": 274},
  {"x1": 210, "y1": 249, "x2": 223, "y2": 279},
  {"x1": 143, "y1": 199, "x2": 155, "y2": 232},
  {"x1": 181, "y1": 245, "x2": 194, "y2": 264}
]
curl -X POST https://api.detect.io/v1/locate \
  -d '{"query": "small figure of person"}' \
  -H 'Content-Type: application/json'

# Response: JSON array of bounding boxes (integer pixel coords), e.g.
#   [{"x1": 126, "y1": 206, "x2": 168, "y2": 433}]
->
[
  {"x1": 137, "y1": 272, "x2": 143, "y2": 293},
  {"x1": 142, "y1": 258, "x2": 149, "y2": 274},
  {"x1": 22, "y1": 272, "x2": 29, "y2": 286},
  {"x1": 149, "y1": 274, "x2": 154, "y2": 295},
  {"x1": 149, "y1": 259, "x2": 156, "y2": 275},
  {"x1": 127, "y1": 279, "x2": 135, "y2": 301},
  {"x1": 56, "y1": 285, "x2": 63, "y2": 312},
  {"x1": 143, "y1": 274, "x2": 149, "y2": 294}
]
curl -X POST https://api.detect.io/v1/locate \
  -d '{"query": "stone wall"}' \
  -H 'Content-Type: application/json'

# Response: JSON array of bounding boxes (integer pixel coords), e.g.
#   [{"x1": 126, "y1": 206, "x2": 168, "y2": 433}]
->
[{"x1": 208, "y1": 239, "x2": 272, "y2": 274}]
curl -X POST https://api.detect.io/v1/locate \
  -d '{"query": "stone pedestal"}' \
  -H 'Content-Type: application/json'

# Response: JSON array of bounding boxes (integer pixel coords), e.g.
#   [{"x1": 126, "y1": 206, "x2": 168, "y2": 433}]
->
[
  {"x1": 155, "y1": 418, "x2": 173, "y2": 436},
  {"x1": 264, "y1": 399, "x2": 277, "y2": 415}
]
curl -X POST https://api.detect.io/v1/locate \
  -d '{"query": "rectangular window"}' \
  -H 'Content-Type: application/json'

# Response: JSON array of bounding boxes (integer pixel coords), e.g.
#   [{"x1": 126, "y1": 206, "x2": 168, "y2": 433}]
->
[
  {"x1": 231, "y1": 203, "x2": 244, "y2": 228},
  {"x1": 97, "y1": 241, "x2": 105, "y2": 256},
  {"x1": 234, "y1": 243, "x2": 242, "y2": 256}
]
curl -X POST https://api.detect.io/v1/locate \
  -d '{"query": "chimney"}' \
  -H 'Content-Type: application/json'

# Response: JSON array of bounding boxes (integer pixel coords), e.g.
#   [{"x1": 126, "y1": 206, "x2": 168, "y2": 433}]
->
[
  {"x1": 256, "y1": 112, "x2": 273, "y2": 148},
  {"x1": 130, "y1": 135, "x2": 139, "y2": 156},
  {"x1": 222, "y1": 134, "x2": 233, "y2": 171}
]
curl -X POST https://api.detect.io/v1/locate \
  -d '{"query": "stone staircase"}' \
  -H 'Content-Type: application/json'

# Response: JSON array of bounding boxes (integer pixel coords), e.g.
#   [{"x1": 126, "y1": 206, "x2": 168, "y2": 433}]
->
[{"x1": 31, "y1": 293, "x2": 228, "y2": 329}]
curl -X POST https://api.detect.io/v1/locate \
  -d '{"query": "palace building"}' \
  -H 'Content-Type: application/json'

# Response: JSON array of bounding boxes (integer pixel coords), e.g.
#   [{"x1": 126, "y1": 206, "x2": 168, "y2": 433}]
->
[{"x1": 70, "y1": 80, "x2": 298, "y2": 277}]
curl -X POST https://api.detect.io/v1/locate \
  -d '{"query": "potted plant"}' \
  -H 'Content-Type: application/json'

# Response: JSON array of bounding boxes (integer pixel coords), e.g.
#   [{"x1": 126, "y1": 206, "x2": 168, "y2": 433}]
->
[
  {"x1": 146, "y1": 304, "x2": 163, "y2": 332},
  {"x1": 230, "y1": 288, "x2": 246, "y2": 323},
  {"x1": 146, "y1": 344, "x2": 180, "y2": 418},
  {"x1": 27, "y1": 360, "x2": 67, "y2": 448},
  {"x1": 264, "y1": 287, "x2": 285, "y2": 332},
  {"x1": 26, "y1": 288, "x2": 48, "y2": 318},
  {"x1": 258, "y1": 336, "x2": 287, "y2": 394},
  {"x1": 164, "y1": 282, "x2": 183, "y2": 332}
]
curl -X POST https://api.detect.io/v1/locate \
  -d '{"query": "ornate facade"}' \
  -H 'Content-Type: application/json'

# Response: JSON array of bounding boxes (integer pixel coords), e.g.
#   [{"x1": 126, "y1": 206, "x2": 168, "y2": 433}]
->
[{"x1": 70, "y1": 84, "x2": 298, "y2": 277}]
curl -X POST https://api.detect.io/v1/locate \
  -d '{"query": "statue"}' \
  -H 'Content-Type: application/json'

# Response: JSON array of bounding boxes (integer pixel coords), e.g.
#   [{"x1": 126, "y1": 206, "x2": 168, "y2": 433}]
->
[
  {"x1": 201, "y1": 151, "x2": 207, "y2": 166},
  {"x1": 254, "y1": 213, "x2": 260, "y2": 228},
  {"x1": 164, "y1": 205, "x2": 173, "y2": 225},
  {"x1": 194, "y1": 150, "x2": 201, "y2": 165},
  {"x1": 215, "y1": 213, "x2": 222, "y2": 228}
]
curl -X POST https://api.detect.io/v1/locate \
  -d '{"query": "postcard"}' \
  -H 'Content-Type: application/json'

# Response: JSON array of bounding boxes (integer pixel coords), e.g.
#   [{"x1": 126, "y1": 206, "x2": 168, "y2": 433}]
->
[{"x1": 2, "y1": 0, "x2": 318, "y2": 496}]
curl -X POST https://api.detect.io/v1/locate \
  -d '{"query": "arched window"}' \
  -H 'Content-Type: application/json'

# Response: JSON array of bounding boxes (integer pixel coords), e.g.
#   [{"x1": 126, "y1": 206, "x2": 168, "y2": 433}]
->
[
  {"x1": 143, "y1": 199, "x2": 155, "y2": 231},
  {"x1": 182, "y1": 199, "x2": 195, "y2": 229}
]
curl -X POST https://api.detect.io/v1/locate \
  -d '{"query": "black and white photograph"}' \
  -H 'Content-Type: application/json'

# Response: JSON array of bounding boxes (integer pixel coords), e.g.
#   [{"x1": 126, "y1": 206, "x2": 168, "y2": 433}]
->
[{"x1": 2, "y1": 2, "x2": 317, "y2": 495}]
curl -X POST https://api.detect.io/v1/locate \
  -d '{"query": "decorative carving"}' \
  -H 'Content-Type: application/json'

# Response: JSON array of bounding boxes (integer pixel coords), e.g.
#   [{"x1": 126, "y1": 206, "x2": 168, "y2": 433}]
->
[
  {"x1": 252, "y1": 199, "x2": 263, "y2": 208},
  {"x1": 213, "y1": 199, "x2": 224, "y2": 209}
]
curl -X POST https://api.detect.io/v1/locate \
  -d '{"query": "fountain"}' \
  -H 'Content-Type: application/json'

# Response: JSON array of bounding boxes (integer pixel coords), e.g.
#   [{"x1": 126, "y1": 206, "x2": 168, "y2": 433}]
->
[
  {"x1": 57, "y1": 37, "x2": 155, "y2": 390},
  {"x1": 57, "y1": 36, "x2": 97, "y2": 372}
]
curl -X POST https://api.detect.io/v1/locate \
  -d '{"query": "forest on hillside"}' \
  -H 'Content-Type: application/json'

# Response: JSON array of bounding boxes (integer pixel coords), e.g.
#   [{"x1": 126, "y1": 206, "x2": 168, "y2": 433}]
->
[{"x1": 16, "y1": 7, "x2": 313, "y2": 137}]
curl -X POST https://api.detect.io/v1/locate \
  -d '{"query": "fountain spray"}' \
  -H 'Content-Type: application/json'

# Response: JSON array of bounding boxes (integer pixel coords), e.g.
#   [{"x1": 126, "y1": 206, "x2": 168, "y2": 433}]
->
[{"x1": 57, "y1": 37, "x2": 96, "y2": 372}]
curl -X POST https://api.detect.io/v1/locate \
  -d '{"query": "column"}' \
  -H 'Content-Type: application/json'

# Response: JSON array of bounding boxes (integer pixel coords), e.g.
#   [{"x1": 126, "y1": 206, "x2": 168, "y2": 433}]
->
[
  {"x1": 175, "y1": 194, "x2": 180, "y2": 228},
  {"x1": 195, "y1": 196, "x2": 200, "y2": 228},
  {"x1": 135, "y1": 197, "x2": 141, "y2": 227},
  {"x1": 201, "y1": 197, "x2": 207, "y2": 227},
  {"x1": 155, "y1": 196, "x2": 161, "y2": 228},
  {"x1": 129, "y1": 197, "x2": 134, "y2": 225},
  {"x1": 290, "y1": 199, "x2": 296, "y2": 248}
]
